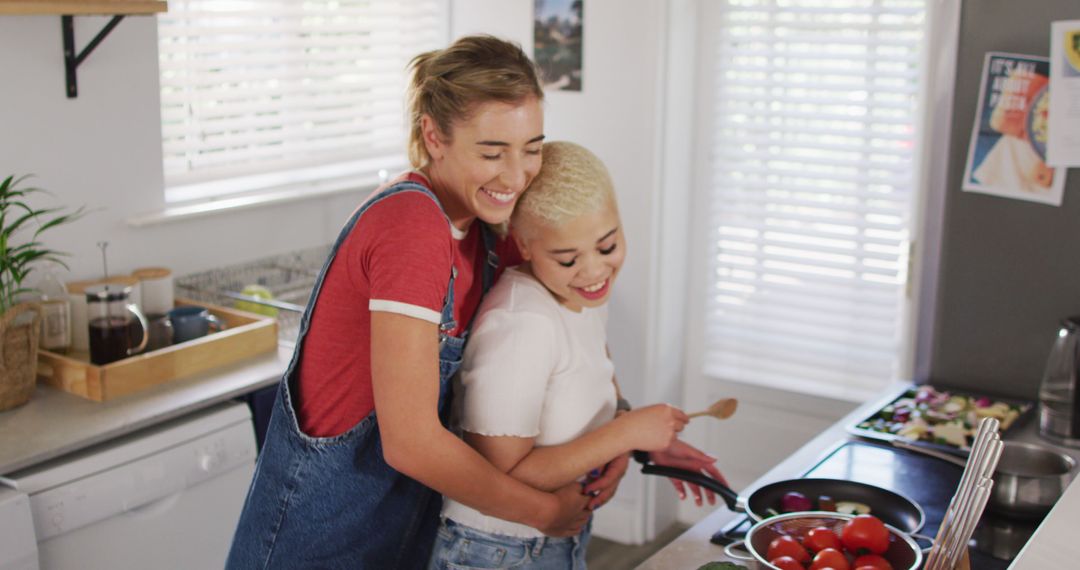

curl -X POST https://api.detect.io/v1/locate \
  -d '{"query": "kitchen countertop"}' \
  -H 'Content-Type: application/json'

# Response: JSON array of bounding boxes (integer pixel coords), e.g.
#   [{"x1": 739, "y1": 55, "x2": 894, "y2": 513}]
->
[
  {"x1": 0, "y1": 345, "x2": 291, "y2": 475},
  {"x1": 1008, "y1": 457, "x2": 1080, "y2": 568},
  {"x1": 637, "y1": 382, "x2": 1080, "y2": 569}
]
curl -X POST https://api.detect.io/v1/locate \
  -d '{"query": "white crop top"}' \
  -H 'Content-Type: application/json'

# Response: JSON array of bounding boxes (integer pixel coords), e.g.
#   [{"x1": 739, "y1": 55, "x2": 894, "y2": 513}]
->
[{"x1": 441, "y1": 268, "x2": 617, "y2": 537}]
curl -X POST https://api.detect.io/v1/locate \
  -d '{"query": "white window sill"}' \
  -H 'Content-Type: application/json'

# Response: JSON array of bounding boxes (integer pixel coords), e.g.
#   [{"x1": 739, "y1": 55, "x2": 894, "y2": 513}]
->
[
  {"x1": 706, "y1": 375, "x2": 873, "y2": 420},
  {"x1": 126, "y1": 178, "x2": 379, "y2": 227},
  {"x1": 127, "y1": 157, "x2": 409, "y2": 227}
]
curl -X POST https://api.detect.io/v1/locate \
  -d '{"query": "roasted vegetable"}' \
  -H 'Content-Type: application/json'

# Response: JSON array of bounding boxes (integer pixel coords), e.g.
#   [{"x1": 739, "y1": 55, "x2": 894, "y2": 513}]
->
[
  {"x1": 780, "y1": 491, "x2": 814, "y2": 513},
  {"x1": 855, "y1": 385, "x2": 1030, "y2": 449},
  {"x1": 835, "y1": 500, "x2": 872, "y2": 515}
]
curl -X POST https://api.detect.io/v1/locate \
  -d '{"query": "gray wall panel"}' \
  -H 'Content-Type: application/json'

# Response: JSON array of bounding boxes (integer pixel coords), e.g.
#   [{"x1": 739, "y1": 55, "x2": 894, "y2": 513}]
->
[{"x1": 929, "y1": 0, "x2": 1080, "y2": 399}]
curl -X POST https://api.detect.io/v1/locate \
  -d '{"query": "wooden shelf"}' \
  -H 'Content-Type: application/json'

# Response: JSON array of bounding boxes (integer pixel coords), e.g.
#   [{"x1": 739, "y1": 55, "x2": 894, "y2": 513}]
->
[{"x1": 0, "y1": 1, "x2": 166, "y2": 15}]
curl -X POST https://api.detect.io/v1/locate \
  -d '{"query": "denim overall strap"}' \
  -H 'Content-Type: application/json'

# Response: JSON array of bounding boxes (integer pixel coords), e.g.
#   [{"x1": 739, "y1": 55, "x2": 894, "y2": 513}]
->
[{"x1": 226, "y1": 180, "x2": 499, "y2": 570}]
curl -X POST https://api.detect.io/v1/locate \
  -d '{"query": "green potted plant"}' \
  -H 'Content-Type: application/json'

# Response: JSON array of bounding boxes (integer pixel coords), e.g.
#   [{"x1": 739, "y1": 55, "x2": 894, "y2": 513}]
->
[{"x1": 0, "y1": 175, "x2": 85, "y2": 411}]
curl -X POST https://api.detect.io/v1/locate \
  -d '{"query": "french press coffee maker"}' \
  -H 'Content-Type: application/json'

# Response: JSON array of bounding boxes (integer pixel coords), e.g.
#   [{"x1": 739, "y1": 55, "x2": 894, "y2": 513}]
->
[
  {"x1": 85, "y1": 284, "x2": 149, "y2": 365},
  {"x1": 1038, "y1": 316, "x2": 1080, "y2": 448}
]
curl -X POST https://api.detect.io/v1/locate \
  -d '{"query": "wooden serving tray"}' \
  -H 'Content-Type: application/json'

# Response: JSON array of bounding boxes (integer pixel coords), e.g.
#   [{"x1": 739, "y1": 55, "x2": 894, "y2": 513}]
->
[{"x1": 36, "y1": 298, "x2": 278, "y2": 402}]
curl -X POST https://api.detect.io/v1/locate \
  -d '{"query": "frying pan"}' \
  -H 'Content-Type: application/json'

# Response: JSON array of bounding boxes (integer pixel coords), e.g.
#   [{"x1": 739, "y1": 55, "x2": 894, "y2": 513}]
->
[{"x1": 636, "y1": 458, "x2": 926, "y2": 534}]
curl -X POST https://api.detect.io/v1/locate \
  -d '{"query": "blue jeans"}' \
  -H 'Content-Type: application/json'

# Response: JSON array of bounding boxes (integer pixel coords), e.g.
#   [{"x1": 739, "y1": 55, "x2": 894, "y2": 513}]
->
[{"x1": 428, "y1": 518, "x2": 591, "y2": 570}]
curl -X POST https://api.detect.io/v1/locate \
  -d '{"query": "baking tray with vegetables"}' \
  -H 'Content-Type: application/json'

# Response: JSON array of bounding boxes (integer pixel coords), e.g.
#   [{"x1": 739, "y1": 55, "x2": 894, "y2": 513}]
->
[{"x1": 846, "y1": 384, "x2": 1033, "y2": 450}]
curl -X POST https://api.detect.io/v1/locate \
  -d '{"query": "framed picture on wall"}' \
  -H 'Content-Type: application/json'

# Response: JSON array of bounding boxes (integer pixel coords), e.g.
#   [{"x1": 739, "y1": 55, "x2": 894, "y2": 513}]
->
[{"x1": 534, "y1": 0, "x2": 583, "y2": 91}]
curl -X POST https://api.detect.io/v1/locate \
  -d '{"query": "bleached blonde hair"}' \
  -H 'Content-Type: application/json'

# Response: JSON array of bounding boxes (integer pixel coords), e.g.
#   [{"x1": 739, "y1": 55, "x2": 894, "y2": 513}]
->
[{"x1": 512, "y1": 141, "x2": 616, "y2": 238}]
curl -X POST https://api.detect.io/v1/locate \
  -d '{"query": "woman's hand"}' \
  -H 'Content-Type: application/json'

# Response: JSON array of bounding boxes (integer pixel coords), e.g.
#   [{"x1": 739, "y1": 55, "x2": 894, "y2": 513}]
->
[
  {"x1": 581, "y1": 452, "x2": 630, "y2": 511},
  {"x1": 538, "y1": 482, "x2": 593, "y2": 537},
  {"x1": 616, "y1": 404, "x2": 688, "y2": 452},
  {"x1": 650, "y1": 439, "x2": 727, "y2": 507}
]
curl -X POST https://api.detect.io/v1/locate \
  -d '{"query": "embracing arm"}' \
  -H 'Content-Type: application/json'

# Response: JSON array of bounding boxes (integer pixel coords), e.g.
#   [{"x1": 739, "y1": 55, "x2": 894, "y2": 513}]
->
[
  {"x1": 371, "y1": 312, "x2": 589, "y2": 535},
  {"x1": 466, "y1": 403, "x2": 687, "y2": 492}
]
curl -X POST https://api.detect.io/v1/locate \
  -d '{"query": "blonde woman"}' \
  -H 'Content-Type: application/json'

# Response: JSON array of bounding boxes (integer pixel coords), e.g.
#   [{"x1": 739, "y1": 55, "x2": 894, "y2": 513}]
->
[
  {"x1": 429, "y1": 142, "x2": 725, "y2": 570},
  {"x1": 227, "y1": 36, "x2": 589, "y2": 569}
]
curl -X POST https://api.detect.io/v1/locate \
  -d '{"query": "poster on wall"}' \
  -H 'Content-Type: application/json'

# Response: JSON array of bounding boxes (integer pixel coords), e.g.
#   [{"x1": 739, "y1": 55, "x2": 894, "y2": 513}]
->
[
  {"x1": 534, "y1": 0, "x2": 583, "y2": 91},
  {"x1": 1047, "y1": 20, "x2": 1080, "y2": 167},
  {"x1": 962, "y1": 52, "x2": 1066, "y2": 206}
]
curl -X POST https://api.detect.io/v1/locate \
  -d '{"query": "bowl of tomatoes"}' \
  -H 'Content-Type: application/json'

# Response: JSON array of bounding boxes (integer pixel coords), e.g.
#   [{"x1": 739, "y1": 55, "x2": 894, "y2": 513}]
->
[{"x1": 723, "y1": 512, "x2": 922, "y2": 570}]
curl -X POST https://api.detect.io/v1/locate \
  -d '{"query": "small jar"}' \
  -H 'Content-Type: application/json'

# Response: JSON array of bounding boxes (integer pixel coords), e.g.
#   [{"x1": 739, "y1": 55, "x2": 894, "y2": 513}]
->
[{"x1": 37, "y1": 269, "x2": 71, "y2": 353}]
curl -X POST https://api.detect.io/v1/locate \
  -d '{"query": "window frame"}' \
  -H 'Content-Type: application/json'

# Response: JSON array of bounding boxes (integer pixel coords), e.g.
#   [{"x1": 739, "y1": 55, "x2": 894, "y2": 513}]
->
[
  {"x1": 144, "y1": 1, "x2": 450, "y2": 225},
  {"x1": 680, "y1": 0, "x2": 962, "y2": 403}
]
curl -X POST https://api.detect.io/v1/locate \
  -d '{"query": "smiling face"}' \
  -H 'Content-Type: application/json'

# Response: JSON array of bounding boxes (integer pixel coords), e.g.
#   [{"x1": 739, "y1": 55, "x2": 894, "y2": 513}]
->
[
  {"x1": 421, "y1": 97, "x2": 544, "y2": 230},
  {"x1": 515, "y1": 201, "x2": 626, "y2": 312}
]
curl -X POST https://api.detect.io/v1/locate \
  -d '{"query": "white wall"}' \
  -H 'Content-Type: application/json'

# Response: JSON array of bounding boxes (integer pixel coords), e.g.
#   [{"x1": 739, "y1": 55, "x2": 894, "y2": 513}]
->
[{"x1": 0, "y1": 16, "x2": 362, "y2": 282}]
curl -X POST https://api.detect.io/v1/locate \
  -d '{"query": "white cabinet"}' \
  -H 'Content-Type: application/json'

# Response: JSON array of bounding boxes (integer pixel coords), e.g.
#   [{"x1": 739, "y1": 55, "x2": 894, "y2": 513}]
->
[{"x1": 1, "y1": 402, "x2": 256, "y2": 570}]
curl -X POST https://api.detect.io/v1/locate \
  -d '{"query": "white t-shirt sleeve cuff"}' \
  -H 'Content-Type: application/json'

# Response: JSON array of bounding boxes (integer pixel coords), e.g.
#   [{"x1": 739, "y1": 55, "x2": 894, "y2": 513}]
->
[{"x1": 369, "y1": 299, "x2": 441, "y2": 324}]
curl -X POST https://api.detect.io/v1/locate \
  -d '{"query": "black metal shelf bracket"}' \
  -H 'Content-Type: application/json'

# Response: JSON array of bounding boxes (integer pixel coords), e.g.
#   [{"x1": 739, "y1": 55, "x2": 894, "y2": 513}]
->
[{"x1": 62, "y1": 14, "x2": 126, "y2": 98}]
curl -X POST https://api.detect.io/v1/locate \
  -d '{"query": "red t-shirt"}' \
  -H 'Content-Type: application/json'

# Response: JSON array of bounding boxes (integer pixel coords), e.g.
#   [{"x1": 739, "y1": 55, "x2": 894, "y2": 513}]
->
[{"x1": 296, "y1": 173, "x2": 521, "y2": 437}]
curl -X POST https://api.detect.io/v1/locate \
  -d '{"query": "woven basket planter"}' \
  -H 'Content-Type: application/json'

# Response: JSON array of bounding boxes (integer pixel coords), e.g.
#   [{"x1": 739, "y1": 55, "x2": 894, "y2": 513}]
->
[{"x1": 0, "y1": 302, "x2": 43, "y2": 411}]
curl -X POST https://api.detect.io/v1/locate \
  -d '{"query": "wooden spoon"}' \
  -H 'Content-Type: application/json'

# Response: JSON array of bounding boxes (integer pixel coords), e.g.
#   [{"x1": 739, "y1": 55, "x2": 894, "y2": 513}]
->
[{"x1": 687, "y1": 398, "x2": 738, "y2": 420}]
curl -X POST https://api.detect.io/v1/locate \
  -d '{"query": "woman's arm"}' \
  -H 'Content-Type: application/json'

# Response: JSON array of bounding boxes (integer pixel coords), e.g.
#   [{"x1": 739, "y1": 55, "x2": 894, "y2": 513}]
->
[
  {"x1": 464, "y1": 403, "x2": 688, "y2": 492},
  {"x1": 370, "y1": 311, "x2": 590, "y2": 536},
  {"x1": 582, "y1": 370, "x2": 726, "y2": 509}
]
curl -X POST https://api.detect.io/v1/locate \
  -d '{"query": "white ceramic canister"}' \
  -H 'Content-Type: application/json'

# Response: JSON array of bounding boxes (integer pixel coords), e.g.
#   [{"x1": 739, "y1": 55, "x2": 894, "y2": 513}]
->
[
  {"x1": 66, "y1": 280, "x2": 92, "y2": 352},
  {"x1": 132, "y1": 267, "x2": 174, "y2": 317}
]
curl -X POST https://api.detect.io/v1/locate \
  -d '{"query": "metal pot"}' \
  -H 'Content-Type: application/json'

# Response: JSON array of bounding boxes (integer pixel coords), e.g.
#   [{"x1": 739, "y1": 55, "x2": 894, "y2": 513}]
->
[
  {"x1": 723, "y1": 511, "x2": 923, "y2": 570},
  {"x1": 893, "y1": 439, "x2": 1076, "y2": 518}
]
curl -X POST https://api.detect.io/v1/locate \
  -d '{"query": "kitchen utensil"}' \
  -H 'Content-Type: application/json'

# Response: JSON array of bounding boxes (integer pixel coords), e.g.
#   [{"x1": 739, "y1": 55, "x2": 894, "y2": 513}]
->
[
  {"x1": 168, "y1": 305, "x2": 225, "y2": 343},
  {"x1": 892, "y1": 438, "x2": 1075, "y2": 518},
  {"x1": 85, "y1": 284, "x2": 149, "y2": 365},
  {"x1": 723, "y1": 511, "x2": 922, "y2": 570},
  {"x1": 1038, "y1": 315, "x2": 1080, "y2": 448},
  {"x1": 687, "y1": 397, "x2": 738, "y2": 420},
  {"x1": 925, "y1": 417, "x2": 1003, "y2": 570},
  {"x1": 636, "y1": 455, "x2": 925, "y2": 533}
]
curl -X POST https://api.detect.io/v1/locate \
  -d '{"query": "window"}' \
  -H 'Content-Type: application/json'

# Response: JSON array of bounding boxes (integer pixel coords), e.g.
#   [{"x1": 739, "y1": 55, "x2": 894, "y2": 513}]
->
[
  {"x1": 157, "y1": 1, "x2": 446, "y2": 205},
  {"x1": 695, "y1": 0, "x2": 936, "y2": 401}
]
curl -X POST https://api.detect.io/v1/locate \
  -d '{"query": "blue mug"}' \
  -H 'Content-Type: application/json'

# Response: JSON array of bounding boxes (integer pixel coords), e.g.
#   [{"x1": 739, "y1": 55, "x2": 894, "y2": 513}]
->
[{"x1": 168, "y1": 306, "x2": 225, "y2": 343}]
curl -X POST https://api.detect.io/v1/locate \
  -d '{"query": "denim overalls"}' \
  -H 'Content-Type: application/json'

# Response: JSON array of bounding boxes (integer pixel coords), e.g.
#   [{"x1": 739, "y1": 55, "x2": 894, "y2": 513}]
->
[{"x1": 226, "y1": 180, "x2": 499, "y2": 569}]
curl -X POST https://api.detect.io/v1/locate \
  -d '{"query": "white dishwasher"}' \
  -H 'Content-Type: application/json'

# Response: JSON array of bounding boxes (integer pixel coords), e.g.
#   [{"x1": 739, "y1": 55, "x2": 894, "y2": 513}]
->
[{"x1": 0, "y1": 401, "x2": 257, "y2": 570}]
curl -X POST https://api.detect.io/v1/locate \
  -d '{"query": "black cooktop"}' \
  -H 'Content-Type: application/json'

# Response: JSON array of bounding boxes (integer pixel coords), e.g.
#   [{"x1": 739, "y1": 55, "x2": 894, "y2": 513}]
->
[{"x1": 710, "y1": 439, "x2": 1043, "y2": 569}]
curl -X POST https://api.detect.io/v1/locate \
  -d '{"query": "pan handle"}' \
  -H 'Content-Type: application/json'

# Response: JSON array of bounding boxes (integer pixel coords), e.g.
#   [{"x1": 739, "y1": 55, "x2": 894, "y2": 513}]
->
[{"x1": 639, "y1": 463, "x2": 740, "y2": 511}]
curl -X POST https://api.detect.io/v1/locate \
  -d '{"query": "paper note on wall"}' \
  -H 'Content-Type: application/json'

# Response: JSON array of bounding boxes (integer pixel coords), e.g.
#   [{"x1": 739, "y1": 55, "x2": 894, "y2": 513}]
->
[
  {"x1": 962, "y1": 52, "x2": 1066, "y2": 206},
  {"x1": 1047, "y1": 20, "x2": 1080, "y2": 167}
]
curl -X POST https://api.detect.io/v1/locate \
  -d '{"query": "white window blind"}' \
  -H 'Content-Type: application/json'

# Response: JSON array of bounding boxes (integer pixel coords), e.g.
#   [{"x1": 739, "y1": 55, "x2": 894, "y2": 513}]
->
[
  {"x1": 700, "y1": 0, "x2": 926, "y2": 401},
  {"x1": 158, "y1": 0, "x2": 446, "y2": 204}
]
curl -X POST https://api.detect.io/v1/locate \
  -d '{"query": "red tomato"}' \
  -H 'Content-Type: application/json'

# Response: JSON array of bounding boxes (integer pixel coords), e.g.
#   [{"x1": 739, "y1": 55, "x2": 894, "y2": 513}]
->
[
  {"x1": 841, "y1": 514, "x2": 890, "y2": 555},
  {"x1": 809, "y1": 548, "x2": 851, "y2": 570},
  {"x1": 804, "y1": 526, "x2": 843, "y2": 553},
  {"x1": 853, "y1": 553, "x2": 893, "y2": 570},
  {"x1": 767, "y1": 535, "x2": 810, "y2": 563},
  {"x1": 769, "y1": 556, "x2": 805, "y2": 570}
]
